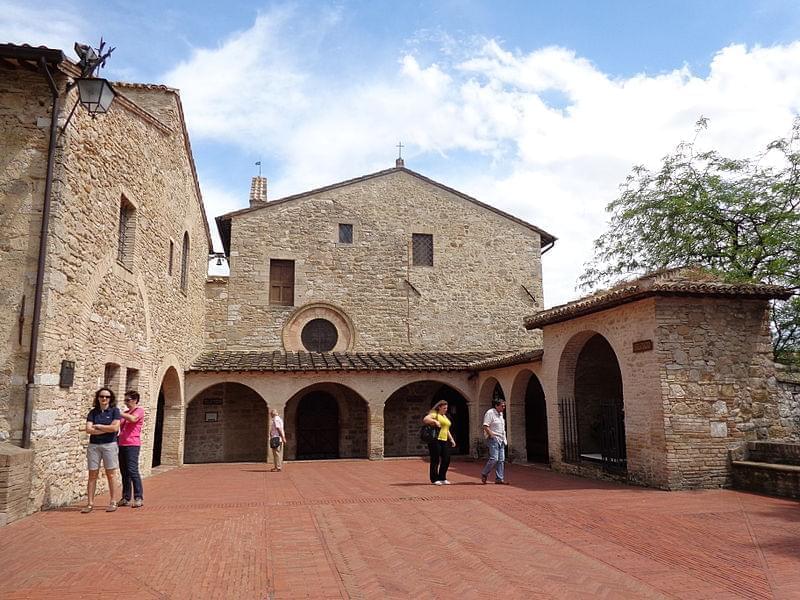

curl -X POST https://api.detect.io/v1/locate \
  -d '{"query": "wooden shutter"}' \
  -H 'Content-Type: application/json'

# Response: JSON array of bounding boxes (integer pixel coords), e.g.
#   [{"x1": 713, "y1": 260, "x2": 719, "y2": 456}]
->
[{"x1": 270, "y1": 259, "x2": 295, "y2": 305}]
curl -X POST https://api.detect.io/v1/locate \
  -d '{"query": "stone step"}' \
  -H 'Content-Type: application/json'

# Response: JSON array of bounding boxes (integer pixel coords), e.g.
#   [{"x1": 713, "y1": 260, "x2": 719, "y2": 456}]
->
[{"x1": 731, "y1": 459, "x2": 800, "y2": 500}]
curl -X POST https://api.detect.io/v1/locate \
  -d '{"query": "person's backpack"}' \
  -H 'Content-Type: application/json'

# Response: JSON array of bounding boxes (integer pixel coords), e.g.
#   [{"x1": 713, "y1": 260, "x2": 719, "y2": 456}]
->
[{"x1": 419, "y1": 424, "x2": 436, "y2": 443}]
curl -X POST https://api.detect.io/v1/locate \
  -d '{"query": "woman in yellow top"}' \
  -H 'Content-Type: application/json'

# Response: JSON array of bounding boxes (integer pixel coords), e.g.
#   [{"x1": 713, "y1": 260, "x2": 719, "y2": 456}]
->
[{"x1": 422, "y1": 399, "x2": 457, "y2": 485}]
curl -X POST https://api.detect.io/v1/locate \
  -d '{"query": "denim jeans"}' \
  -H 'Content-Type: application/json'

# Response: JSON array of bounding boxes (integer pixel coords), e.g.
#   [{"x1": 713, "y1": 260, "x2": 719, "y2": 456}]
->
[
  {"x1": 481, "y1": 437, "x2": 505, "y2": 481},
  {"x1": 119, "y1": 445, "x2": 143, "y2": 500}
]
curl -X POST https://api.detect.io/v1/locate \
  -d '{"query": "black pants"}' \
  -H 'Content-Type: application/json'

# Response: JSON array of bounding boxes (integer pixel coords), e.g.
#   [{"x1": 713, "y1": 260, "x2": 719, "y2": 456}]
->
[
  {"x1": 428, "y1": 440, "x2": 451, "y2": 483},
  {"x1": 119, "y1": 445, "x2": 143, "y2": 500}
]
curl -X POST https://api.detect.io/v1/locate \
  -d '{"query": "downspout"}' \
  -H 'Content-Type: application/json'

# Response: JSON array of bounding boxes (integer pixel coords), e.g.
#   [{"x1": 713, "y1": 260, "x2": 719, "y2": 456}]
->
[{"x1": 22, "y1": 58, "x2": 61, "y2": 449}]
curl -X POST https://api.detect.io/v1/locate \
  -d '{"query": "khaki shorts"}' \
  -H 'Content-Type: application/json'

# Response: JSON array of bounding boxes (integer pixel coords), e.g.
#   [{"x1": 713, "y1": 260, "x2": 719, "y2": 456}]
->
[{"x1": 87, "y1": 442, "x2": 119, "y2": 471}]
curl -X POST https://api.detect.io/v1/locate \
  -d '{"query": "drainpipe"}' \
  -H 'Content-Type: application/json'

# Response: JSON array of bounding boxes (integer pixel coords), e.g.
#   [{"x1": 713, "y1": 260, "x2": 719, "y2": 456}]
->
[{"x1": 22, "y1": 58, "x2": 61, "y2": 449}]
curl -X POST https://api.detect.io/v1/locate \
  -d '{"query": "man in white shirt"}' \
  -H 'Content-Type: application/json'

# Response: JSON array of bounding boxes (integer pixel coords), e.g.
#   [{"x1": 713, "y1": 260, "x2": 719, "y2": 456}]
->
[{"x1": 481, "y1": 398, "x2": 508, "y2": 484}]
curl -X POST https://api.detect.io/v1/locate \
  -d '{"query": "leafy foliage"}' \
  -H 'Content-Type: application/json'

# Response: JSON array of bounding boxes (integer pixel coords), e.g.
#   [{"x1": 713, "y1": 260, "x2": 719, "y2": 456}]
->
[{"x1": 580, "y1": 118, "x2": 800, "y2": 364}]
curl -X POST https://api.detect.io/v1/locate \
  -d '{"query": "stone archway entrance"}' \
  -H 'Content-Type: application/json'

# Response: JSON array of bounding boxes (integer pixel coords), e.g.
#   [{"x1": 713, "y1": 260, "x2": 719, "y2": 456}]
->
[
  {"x1": 184, "y1": 382, "x2": 268, "y2": 463},
  {"x1": 383, "y1": 381, "x2": 470, "y2": 457},
  {"x1": 285, "y1": 383, "x2": 368, "y2": 460},
  {"x1": 152, "y1": 366, "x2": 181, "y2": 467},
  {"x1": 296, "y1": 392, "x2": 340, "y2": 459},
  {"x1": 561, "y1": 333, "x2": 626, "y2": 472},
  {"x1": 524, "y1": 375, "x2": 548, "y2": 463}
]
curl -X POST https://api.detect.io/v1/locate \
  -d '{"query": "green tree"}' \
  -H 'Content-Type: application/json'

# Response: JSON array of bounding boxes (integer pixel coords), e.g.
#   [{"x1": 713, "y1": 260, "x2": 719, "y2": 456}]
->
[{"x1": 580, "y1": 118, "x2": 800, "y2": 364}]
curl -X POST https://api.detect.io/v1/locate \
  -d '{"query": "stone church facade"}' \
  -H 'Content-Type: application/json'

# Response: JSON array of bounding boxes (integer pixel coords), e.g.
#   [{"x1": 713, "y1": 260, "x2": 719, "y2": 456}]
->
[{"x1": 1, "y1": 43, "x2": 797, "y2": 525}]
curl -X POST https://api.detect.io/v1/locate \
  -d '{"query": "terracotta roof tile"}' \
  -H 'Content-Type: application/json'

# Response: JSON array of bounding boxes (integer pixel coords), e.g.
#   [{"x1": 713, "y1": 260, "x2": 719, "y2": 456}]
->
[
  {"x1": 525, "y1": 267, "x2": 793, "y2": 329},
  {"x1": 189, "y1": 350, "x2": 539, "y2": 373}
]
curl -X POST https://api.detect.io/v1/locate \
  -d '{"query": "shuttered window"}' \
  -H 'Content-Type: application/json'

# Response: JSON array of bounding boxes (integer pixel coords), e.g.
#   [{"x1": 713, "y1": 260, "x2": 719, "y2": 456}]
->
[{"x1": 269, "y1": 259, "x2": 295, "y2": 306}]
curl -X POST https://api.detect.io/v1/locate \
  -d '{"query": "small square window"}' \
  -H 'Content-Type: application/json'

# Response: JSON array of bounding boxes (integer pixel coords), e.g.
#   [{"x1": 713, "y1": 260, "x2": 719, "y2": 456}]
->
[
  {"x1": 338, "y1": 223, "x2": 353, "y2": 244},
  {"x1": 412, "y1": 233, "x2": 433, "y2": 266}
]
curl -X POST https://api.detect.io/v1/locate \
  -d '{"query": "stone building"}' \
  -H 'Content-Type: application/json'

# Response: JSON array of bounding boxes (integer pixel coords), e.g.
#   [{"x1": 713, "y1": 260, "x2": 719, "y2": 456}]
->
[
  {"x1": 0, "y1": 44, "x2": 210, "y2": 524},
  {"x1": 190, "y1": 164, "x2": 556, "y2": 463},
  {"x1": 2, "y1": 43, "x2": 797, "y2": 525}
]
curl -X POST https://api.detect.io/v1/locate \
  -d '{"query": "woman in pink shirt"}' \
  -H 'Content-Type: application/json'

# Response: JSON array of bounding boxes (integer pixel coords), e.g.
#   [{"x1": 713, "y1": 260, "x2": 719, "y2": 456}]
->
[{"x1": 118, "y1": 390, "x2": 145, "y2": 508}]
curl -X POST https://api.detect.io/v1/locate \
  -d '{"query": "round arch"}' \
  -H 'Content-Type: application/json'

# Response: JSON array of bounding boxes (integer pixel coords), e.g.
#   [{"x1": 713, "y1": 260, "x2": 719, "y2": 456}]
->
[
  {"x1": 509, "y1": 370, "x2": 548, "y2": 463},
  {"x1": 152, "y1": 364, "x2": 182, "y2": 468},
  {"x1": 557, "y1": 331, "x2": 626, "y2": 471},
  {"x1": 184, "y1": 382, "x2": 269, "y2": 463},
  {"x1": 285, "y1": 382, "x2": 368, "y2": 460},
  {"x1": 383, "y1": 380, "x2": 471, "y2": 457}
]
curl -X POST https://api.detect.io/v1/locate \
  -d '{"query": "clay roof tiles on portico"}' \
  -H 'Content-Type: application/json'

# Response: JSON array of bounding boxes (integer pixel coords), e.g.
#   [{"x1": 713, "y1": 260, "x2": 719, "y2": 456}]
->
[
  {"x1": 524, "y1": 267, "x2": 793, "y2": 330},
  {"x1": 190, "y1": 349, "x2": 542, "y2": 373},
  {"x1": 214, "y1": 166, "x2": 556, "y2": 257}
]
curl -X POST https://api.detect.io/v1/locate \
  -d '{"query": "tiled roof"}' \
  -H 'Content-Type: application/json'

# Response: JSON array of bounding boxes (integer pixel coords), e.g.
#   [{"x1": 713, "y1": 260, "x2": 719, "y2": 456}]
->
[
  {"x1": 190, "y1": 350, "x2": 541, "y2": 373},
  {"x1": 525, "y1": 267, "x2": 793, "y2": 329}
]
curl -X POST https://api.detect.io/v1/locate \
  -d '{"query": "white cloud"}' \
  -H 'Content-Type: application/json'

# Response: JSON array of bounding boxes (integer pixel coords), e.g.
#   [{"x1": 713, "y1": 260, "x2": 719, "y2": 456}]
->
[
  {"x1": 157, "y1": 15, "x2": 800, "y2": 306},
  {"x1": 0, "y1": 1, "x2": 86, "y2": 55}
]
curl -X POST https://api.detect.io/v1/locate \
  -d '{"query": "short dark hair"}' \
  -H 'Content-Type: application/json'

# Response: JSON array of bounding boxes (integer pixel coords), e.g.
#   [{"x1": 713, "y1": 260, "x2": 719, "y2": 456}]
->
[
  {"x1": 492, "y1": 398, "x2": 505, "y2": 408},
  {"x1": 125, "y1": 390, "x2": 140, "y2": 402},
  {"x1": 93, "y1": 387, "x2": 117, "y2": 411}
]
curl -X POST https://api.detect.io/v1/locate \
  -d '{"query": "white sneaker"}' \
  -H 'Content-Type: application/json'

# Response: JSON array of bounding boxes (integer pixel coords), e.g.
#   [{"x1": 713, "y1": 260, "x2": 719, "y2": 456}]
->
[
  {"x1": 433, "y1": 480, "x2": 443, "y2": 485},
  {"x1": 442, "y1": 480, "x2": 451, "y2": 485}
]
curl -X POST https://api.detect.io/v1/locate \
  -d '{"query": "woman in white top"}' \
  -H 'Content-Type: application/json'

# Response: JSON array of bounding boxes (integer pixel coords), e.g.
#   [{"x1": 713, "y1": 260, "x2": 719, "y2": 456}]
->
[{"x1": 269, "y1": 409, "x2": 287, "y2": 472}]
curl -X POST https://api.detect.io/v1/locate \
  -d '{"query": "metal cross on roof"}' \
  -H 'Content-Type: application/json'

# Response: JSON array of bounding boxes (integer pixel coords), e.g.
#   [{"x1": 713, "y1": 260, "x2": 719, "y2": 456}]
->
[{"x1": 396, "y1": 141, "x2": 404, "y2": 159}]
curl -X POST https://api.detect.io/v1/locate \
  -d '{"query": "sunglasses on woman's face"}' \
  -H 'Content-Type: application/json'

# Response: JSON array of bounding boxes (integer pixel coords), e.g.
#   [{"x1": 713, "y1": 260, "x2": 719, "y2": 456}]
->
[{"x1": 99, "y1": 395, "x2": 111, "y2": 399}]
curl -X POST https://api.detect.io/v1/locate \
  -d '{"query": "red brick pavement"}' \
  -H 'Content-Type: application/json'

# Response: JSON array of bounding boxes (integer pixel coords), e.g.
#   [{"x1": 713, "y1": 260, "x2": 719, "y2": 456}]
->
[{"x1": 1, "y1": 459, "x2": 798, "y2": 599}]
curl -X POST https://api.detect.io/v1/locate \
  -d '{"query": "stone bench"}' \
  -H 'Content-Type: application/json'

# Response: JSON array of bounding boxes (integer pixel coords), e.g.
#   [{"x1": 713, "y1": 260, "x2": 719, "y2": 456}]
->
[{"x1": 730, "y1": 441, "x2": 800, "y2": 500}]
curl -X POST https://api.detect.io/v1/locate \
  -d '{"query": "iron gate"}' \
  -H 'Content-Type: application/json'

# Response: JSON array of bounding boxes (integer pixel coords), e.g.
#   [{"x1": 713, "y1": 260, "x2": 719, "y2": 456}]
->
[{"x1": 600, "y1": 398, "x2": 626, "y2": 472}]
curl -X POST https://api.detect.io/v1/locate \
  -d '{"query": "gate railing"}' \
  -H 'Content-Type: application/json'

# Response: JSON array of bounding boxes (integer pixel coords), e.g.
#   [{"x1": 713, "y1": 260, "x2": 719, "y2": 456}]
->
[{"x1": 558, "y1": 396, "x2": 580, "y2": 463}]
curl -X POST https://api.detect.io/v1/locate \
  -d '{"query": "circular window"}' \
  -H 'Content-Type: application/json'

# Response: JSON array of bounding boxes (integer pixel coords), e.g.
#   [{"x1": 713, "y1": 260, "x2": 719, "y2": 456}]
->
[{"x1": 301, "y1": 319, "x2": 338, "y2": 352}]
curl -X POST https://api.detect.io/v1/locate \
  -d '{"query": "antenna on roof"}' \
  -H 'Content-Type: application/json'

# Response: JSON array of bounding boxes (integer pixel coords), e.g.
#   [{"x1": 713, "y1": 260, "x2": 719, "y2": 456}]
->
[
  {"x1": 395, "y1": 141, "x2": 404, "y2": 168},
  {"x1": 255, "y1": 160, "x2": 262, "y2": 177}
]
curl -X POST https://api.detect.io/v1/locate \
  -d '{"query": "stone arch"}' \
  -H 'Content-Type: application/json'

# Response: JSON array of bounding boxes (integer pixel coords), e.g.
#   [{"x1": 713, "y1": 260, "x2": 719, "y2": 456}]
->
[
  {"x1": 282, "y1": 302, "x2": 356, "y2": 352},
  {"x1": 152, "y1": 361, "x2": 183, "y2": 468},
  {"x1": 557, "y1": 331, "x2": 626, "y2": 471},
  {"x1": 184, "y1": 382, "x2": 268, "y2": 463},
  {"x1": 285, "y1": 382, "x2": 368, "y2": 460},
  {"x1": 383, "y1": 380, "x2": 471, "y2": 457},
  {"x1": 509, "y1": 369, "x2": 548, "y2": 463}
]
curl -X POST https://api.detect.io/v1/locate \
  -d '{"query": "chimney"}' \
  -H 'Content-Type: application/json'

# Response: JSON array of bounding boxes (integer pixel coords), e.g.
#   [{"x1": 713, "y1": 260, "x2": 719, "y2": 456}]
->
[{"x1": 249, "y1": 176, "x2": 267, "y2": 207}]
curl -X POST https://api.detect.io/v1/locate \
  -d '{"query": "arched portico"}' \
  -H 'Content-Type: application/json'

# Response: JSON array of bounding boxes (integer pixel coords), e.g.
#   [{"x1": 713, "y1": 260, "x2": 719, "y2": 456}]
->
[
  {"x1": 184, "y1": 382, "x2": 268, "y2": 463},
  {"x1": 509, "y1": 369, "x2": 548, "y2": 463},
  {"x1": 557, "y1": 331, "x2": 626, "y2": 472},
  {"x1": 383, "y1": 381, "x2": 471, "y2": 457},
  {"x1": 285, "y1": 383, "x2": 368, "y2": 460},
  {"x1": 152, "y1": 365, "x2": 182, "y2": 467}
]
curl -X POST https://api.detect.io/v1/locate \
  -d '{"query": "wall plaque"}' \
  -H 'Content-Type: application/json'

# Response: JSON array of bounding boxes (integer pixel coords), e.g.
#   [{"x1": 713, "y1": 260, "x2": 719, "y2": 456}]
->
[
  {"x1": 632, "y1": 339, "x2": 653, "y2": 353},
  {"x1": 204, "y1": 411, "x2": 218, "y2": 422},
  {"x1": 203, "y1": 397, "x2": 223, "y2": 405},
  {"x1": 59, "y1": 360, "x2": 75, "y2": 388}
]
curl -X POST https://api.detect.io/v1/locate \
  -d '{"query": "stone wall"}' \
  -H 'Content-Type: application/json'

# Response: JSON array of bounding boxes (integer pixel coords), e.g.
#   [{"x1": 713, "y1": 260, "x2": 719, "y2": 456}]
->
[
  {"x1": 656, "y1": 297, "x2": 784, "y2": 489},
  {"x1": 214, "y1": 170, "x2": 545, "y2": 352},
  {"x1": 775, "y1": 368, "x2": 800, "y2": 441},
  {"x1": 184, "y1": 383, "x2": 267, "y2": 463},
  {"x1": 0, "y1": 65, "x2": 210, "y2": 514}
]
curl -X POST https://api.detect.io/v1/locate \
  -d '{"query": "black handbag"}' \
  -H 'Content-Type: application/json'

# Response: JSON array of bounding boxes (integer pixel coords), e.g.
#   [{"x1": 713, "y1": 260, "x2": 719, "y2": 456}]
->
[
  {"x1": 269, "y1": 436, "x2": 281, "y2": 449},
  {"x1": 419, "y1": 424, "x2": 436, "y2": 443}
]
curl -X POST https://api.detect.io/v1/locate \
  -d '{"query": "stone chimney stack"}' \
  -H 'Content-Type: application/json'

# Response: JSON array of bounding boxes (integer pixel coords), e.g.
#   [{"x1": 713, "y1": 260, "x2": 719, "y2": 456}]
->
[{"x1": 249, "y1": 176, "x2": 267, "y2": 207}]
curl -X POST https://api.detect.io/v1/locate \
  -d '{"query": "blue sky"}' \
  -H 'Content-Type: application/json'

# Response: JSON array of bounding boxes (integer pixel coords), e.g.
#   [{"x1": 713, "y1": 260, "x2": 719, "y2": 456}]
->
[{"x1": 3, "y1": 1, "x2": 800, "y2": 306}]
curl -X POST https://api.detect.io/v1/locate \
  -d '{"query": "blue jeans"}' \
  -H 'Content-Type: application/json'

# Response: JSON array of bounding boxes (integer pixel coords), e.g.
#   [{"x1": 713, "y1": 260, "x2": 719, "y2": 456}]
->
[
  {"x1": 119, "y1": 445, "x2": 143, "y2": 500},
  {"x1": 481, "y1": 437, "x2": 505, "y2": 481}
]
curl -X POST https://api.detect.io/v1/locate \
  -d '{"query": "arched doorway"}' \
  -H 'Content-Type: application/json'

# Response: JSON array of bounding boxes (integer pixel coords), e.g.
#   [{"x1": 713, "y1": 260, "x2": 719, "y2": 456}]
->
[
  {"x1": 559, "y1": 333, "x2": 626, "y2": 472},
  {"x1": 184, "y1": 382, "x2": 268, "y2": 463},
  {"x1": 524, "y1": 376, "x2": 548, "y2": 463},
  {"x1": 285, "y1": 383, "x2": 368, "y2": 460},
  {"x1": 383, "y1": 381, "x2": 470, "y2": 457},
  {"x1": 153, "y1": 366, "x2": 181, "y2": 468},
  {"x1": 296, "y1": 392, "x2": 339, "y2": 459}
]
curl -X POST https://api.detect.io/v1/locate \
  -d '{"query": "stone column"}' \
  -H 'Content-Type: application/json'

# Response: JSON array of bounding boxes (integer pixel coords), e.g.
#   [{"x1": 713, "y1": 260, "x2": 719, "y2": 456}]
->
[{"x1": 368, "y1": 400, "x2": 385, "y2": 460}]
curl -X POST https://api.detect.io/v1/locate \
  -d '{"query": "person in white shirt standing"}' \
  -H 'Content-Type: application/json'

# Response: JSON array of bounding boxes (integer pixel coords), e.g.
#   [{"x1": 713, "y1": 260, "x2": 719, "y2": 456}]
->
[
  {"x1": 269, "y1": 409, "x2": 287, "y2": 472},
  {"x1": 481, "y1": 398, "x2": 509, "y2": 484}
]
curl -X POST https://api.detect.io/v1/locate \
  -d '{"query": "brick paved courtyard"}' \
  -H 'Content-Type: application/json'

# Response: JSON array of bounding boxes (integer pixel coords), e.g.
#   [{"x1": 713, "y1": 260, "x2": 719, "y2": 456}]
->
[{"x1": 1, "y1": 459, "x2": 798, "y2": 599}]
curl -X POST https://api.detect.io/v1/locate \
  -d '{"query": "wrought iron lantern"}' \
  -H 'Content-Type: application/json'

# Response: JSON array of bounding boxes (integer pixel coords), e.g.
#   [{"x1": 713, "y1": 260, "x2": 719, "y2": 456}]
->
[{"x1": 75, "y1": 77, "x2": 115, "y2": 114}]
